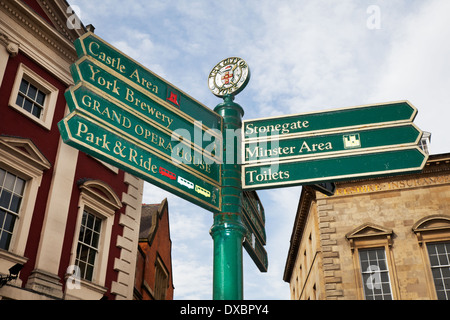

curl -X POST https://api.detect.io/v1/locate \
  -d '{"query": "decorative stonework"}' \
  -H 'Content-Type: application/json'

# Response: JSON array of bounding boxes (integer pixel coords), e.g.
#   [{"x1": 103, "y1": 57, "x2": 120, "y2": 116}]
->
[
  {"x1": 316, "y1": 199, "x2": 343, "y2": 299},
  {"x1": 319, "y1": 155, "x2": 450, "y2": 199},
  {"x1": 0, "y1": 0, "x2": 79, "y2": 62},
  {"x1": 111, "y1": 173, "x2": 144, "y2": 300},
  {"x1": 0, "y1": 31, "x2": 19, "y2": 56}
]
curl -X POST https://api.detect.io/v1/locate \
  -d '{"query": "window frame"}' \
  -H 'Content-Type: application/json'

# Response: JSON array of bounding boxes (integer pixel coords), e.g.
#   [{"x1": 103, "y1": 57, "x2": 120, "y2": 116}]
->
[
  {"x1": 413, "y1": 215, "x2": 450, "y2": 300},
  {"x1": 357, "y1": 247, "x2": 394, "y2": 300},
  {"x1": 65, "y1": 180, "x2": 122, "y2": 300},
  {"x1": 74, "y1": 209, "x2": 103, "y2": 282},
  {"x1": 0, "y1": 136, "x2": 50, "y2": 279},
  {"x1": 425, "y1": 241, "x2": 450, "y2": 300},
  {"x1": 15, "y1": 77, "x2": 46, "y2": 119},
  {"x1": 154, "y1": 254, "x2": 169, "y2": 300},
  {"x1": 346, "y1": 223, "x2": 400, "y2": 300},
  {"x1": 9, "y1": 63, "x2": 59, "y2": 130},
  {"x1": 0, "y1": 168, "x2": 26, "y2": 251}
]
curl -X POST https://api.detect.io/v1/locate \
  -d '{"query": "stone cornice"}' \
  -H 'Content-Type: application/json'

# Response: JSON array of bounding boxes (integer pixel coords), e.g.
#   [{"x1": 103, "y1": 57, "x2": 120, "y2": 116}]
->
[
  {"x1": 0, "y1": 0, "x2": 85, "y2": 85},
  {"x1": 37, "y1": 0, "x2": 85, "y2": 43},
  {"x1": 1, "y1": 0, "x2": 77, "y2": 60}
]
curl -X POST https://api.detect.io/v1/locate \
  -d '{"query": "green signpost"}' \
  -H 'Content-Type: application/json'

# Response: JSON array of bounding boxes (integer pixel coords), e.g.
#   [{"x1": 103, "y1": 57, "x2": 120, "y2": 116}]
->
[
  {"x1": 243, "y1": 100, "x2": 417, "y2": 140},
  {"x1": 241, "y1": 191, "x2": 268, "y2": 272},
  {"x1": 243, "y1": 146, "x2": 428, "y2": 190},
  {"x1": 58, "y1": 112, "x2": 221, "y2": 212},
  {"x1": 244, "y1": 123, "x2": 423, "y2": 163},
  {"x1": 242, "y1": 101, "x2": 428, "y2": 191},
  {"x1": 60, "y1": 32, "x2": 430, "y2": 301},
  {"x1": 73, "y1": 32, "x2": 222, "y2": 130},
  {"x1": 65, "y1": 83, "x2": 221, "y2": 184},
  {"x1": 60, "y1": 32, "x2": 224, "y2": 213}
]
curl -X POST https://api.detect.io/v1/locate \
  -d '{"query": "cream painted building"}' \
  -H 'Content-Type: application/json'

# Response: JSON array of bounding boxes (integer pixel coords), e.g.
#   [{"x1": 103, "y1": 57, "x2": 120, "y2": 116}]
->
[{"x1": 284, "y1": 152, "x2": 450, "y2": 300}]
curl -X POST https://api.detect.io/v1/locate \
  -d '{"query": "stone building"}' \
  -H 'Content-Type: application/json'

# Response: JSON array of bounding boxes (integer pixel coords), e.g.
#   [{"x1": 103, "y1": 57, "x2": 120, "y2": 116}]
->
[{"x1": 284, "y1": 152, "x2": 450, "y2": 300}]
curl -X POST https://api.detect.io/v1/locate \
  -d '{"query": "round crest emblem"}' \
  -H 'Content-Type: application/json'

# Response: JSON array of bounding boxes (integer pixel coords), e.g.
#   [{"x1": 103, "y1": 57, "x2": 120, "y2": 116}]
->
[{"x1": 208, "y1": 57, "x2": 250, "y2": 97}]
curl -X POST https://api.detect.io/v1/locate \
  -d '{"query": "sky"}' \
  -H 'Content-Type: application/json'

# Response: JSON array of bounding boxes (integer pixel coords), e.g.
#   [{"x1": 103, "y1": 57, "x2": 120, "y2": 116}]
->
[{"x1": 69, "y1": 0, "x2": 450, "y2": 300}]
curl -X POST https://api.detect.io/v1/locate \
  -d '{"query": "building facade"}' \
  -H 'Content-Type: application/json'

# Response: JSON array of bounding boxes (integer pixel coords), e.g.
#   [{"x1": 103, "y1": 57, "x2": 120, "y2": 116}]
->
[
  {"x1": 0, "y1": 0, "x2": 144, "y2": 299},
  {"x1": 134, "y1": 199, "x2": 174, "y2": 300},
  {"x1": 284, "y1": 153, "x2": 450, "y2": 300}
]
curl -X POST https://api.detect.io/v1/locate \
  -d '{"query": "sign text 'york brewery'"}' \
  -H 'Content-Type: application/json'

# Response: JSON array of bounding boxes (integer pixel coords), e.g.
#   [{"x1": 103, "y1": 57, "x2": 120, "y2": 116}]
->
[
  {"x1": 75, "y1": 32, "x2": 222, "y2": 130},
  {"x1": 65, "y1": 84, "x2": 219, "y2": 181},
  {"x1": 70, "y1": 59, "x2": 222, "y2": 172}
]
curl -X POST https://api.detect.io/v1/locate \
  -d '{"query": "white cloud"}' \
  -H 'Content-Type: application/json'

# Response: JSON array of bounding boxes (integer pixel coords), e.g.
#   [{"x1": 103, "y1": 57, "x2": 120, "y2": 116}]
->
[
  {"x1": 172, "y1": 259, "x2": 213, "y2": 300},
  {"x1": 367, "y1": 0, "x2": 450, "y2": 154},
  {"x1": 69, "y1": 0, "x2": 450, "y2": 300}
]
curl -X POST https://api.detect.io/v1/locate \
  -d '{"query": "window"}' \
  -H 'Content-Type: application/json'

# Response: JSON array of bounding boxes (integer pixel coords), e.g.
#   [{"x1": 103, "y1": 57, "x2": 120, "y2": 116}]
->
[
  {"x1": 426, "y1": 242, "x2": 450, "y2": 300},
  {"x1": 75, "y1": 210, "x2": 102, "y2": 281},
  {"x1": 346, "y1": 223, "x2": 399, "y2": 299},
  {"x1": 15, "y1": 78, "x2": 46, "y2": 119},
  {"x1": 358, "y1": 248, "x2": 393, "y2": 300},
  {"x1": 413, "y1": 215, "x2": 450, "y2": 299},
  {"x1": 0, "y1": 168, "x2": 26, "y2": 250},
  {"x1": 65, "y1": 180, "x2": 122, "y2": 300},
  {"x1": 154, "y1": 256, "x2": 169, "y2": 300},
  {"x1": 9, "y1": 63, "x2": 58, "y2": 130},
  {"x1": 0, "y1": 137, "x2": 50, "y2": 276}
]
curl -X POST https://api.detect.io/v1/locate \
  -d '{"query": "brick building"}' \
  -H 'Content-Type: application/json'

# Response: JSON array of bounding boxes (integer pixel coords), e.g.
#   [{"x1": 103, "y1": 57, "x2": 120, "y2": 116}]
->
[
  {"x1": 134, "y1": 199, "x2": 174, "y2": 300},
  {"x1": 0, "y1": 0, "x2": 143, "y2": 299},
  {"x1": 284, "y1": 152, "x2": 450, "y2": 300}
]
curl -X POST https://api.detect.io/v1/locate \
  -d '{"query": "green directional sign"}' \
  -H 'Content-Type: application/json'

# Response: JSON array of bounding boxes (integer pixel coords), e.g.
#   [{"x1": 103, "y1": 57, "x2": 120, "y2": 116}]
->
[
  {"x1": 70, "y1": 57, "x2": 223, "y2": 145},
  {"x1": 243, "y1": 101, "x2": 417, "y2": 140},
  {"x1": 244, "y1": 123, "x2": 423, "y2": 163},
  {"x1": 58, "y1": 112, "x2": 221, "y2": 213},
  {"x1": 243, "y1": 146, "x2": 428, "y2": 190},
  {"x1": 73, "y1": 32, "x2": 222, "y2": 130},
  {"x1": 65, "y1": 82, "x2": 221, "y2": 184},
  {"x1": 241, "y1": 191, "x2": 268, "y2": 272}
]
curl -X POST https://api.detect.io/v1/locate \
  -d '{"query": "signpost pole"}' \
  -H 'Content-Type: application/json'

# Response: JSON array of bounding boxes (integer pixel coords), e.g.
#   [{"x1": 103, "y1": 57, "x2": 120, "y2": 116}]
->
[{"x1": 210, "y1": 95, "x2": 246, "y2": 300}]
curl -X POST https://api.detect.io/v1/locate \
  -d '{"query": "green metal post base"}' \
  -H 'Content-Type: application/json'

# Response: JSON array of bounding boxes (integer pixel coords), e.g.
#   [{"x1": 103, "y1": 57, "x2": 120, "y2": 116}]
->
[{"x1": 210, "y1": 214, "x2": 246, "y2": 300}]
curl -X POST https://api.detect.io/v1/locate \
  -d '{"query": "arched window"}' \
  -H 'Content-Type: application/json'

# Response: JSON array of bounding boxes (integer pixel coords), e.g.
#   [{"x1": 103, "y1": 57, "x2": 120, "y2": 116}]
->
[{"x1": 413, "y1": 215, "x2": 450, "y2": 300}]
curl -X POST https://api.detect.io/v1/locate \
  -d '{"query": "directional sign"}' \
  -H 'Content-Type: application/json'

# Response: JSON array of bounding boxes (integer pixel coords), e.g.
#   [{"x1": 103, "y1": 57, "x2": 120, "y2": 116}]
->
[
  {"x1": 243, "y1": 100, "x2": 417, "y2": 140},
  {"x1": 60, "y1": 31, "x2": 227, "y2": 214},
  {"x1": 65, "y1": 82, "x2": 221, "y2": 185},
  {"x1": 241, "y1": 191, "x2": 268, "y2": 272},
  {"x1": 73, "y1": 32, "x2": 222, "y2": 131},
  {"x1": 59, "y1": 112, "x2": 221, "y2": 211},
  {"x1": 58, "y1": 112, "x2": 221, "y2": 212},
  {"x1": 242, "y1": 101, "x2": 428, "y2": 191},
  {"x1": 243, "y1": 146, "x2": 428, "y2": 190},
  {"x1": 70, "y1": 57, "x2": 223, "y2": 162},
  {"x1": 244, "y1": 123, "x2": 423, "y2": 163}
]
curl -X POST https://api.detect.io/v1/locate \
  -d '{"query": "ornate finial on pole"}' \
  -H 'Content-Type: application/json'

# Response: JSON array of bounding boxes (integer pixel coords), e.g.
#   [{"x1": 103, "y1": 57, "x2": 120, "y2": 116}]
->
[{"x1": 208, "y1": 57, "x2": 250, "y2": 100}]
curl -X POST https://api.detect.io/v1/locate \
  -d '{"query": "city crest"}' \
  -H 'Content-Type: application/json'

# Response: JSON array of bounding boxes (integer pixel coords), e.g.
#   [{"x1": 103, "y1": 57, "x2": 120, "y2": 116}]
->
[{"x1": 208, "y1": 57, "x2": 250, "y2": 97}]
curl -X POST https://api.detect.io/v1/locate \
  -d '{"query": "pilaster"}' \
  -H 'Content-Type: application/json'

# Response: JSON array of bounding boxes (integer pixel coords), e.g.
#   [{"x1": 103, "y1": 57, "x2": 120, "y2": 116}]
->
[
  {"x1": 317, "y1": 199, "x2": 343, "y2": 299},
  {"x1": 111, "y1": 173, "x2": 143, "y2": 300}
]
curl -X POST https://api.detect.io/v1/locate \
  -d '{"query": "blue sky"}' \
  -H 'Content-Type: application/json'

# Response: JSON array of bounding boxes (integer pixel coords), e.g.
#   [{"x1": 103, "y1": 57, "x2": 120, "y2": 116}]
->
[{"x1": 69, "y1": 0, "x2": 450, "y2": 299}]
